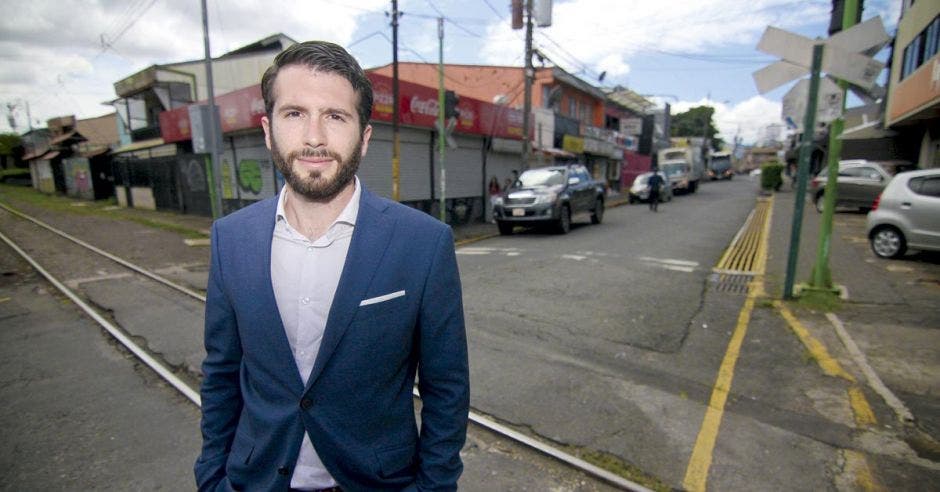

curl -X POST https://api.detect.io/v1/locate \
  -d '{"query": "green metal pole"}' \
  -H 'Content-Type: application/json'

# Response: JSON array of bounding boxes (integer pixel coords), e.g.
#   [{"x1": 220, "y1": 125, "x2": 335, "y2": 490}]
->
[
  {"x1": 809, "y1": 0, "x2": 860, "y2": 292},
  {"x1": 437, "y1": 17, "x2": 446, "y2": 223},
  {"x1": 783, "y1": 43, "x2": 825, "y2": 300}
]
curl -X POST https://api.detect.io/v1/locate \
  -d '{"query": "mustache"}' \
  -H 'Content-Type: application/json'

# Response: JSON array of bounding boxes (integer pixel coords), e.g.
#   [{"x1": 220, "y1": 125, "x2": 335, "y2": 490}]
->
[{"x1": 287, "y1": 147, "x2": 342, "y2": 162}]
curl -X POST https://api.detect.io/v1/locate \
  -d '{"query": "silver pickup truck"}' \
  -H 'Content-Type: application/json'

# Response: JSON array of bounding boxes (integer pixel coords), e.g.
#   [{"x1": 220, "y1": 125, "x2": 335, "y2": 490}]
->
[{"x1": 492, "y1": 164, "x2": 605, "y2": 235}]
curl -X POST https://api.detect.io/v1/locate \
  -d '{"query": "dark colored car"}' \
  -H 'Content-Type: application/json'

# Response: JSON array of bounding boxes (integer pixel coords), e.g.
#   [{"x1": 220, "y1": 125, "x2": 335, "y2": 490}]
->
[
  {"x1": 809, "y1": 160, "x2": 913, "y2": 213},
  {"x1": 492, "y1": 164, "x2": 605, "y2": 235}
]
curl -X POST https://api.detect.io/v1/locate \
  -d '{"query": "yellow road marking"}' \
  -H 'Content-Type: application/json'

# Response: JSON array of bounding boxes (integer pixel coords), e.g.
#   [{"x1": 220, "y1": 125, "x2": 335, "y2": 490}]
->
[
  {"x1": 774, "y1": 301, "x2": 855, "y2": 382},
  {"x1": 683, "y1": 198, "x2": 773, "y2": 492},
  {"x1": 683, "y1": 294, "x2": 756, "y2": 492},
  {"x1": 843, "y1": 449, "x2": 885, "y2": 491},
  {"x1": 848, "y1": 386, "x2": 877, "y2": 427}
]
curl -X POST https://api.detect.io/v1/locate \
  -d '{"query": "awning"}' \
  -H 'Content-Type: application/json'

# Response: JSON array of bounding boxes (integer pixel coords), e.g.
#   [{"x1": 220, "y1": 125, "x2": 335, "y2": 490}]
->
[
  {"x1": 49, "y1": 130, "x2": 81, "y2": 145},
  {"x1": 80, "y1": 147, "x2": 110, "y2": 158},
  {"x1": 39, "y1": 151, "x2": 60, "y2": 160},
  {"x1": 534, "y1": 147, "x2": 577, "y2": 158},
  {"x1": 111, "y1": 137, "x2": 166, "y2": 154},
  {"x1": 839, "y1": 121, "x2": 897, "y2": 141}
]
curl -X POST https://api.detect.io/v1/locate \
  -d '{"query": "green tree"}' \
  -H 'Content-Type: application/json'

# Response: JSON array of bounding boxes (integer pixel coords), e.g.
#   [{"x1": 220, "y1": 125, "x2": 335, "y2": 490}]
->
[
  {"x1": 0, "y1": 133, "x2": 23, "y2": 169},
  {"x1": 0, "y1": 133, "x2": 21, "y2": 156},
  {"x1": 670, "y1": 106, "x2": 724, "y2": 151}
]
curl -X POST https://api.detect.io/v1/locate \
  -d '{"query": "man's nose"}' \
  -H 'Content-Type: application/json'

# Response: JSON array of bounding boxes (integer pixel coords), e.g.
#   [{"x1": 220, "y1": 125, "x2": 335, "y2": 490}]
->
[{"x1": 302, "y1": 119, "x2": 327, "y2": 147}]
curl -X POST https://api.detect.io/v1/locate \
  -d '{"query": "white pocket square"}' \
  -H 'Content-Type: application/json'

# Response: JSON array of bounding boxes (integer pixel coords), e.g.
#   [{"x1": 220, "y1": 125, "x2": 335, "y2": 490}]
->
[{"x1": 359, "y1": 290, "x2": 406, "y2": 306}]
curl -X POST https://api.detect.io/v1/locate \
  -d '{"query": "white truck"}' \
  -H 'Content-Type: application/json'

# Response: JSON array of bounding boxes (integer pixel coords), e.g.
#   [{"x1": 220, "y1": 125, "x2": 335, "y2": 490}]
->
[{"x1": 657, "y1": 145, "x2": 705, "y2": 194}]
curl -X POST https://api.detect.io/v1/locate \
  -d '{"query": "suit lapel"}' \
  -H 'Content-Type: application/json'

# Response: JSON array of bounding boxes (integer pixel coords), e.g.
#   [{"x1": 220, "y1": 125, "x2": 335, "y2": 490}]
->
[{"x1": 304, "y1": 187, "x2": 393, "y2": 390}]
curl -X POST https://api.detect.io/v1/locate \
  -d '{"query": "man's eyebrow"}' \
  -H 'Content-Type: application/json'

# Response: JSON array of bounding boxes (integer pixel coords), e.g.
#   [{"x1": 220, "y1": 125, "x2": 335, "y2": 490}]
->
[{"x1": 321, "y1": 107, "x2": 354, "y2": 118}]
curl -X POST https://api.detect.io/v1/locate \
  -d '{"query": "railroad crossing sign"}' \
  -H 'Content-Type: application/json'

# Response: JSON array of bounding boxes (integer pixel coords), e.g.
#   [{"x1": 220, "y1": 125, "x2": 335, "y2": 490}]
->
[
  {"x1": 781, "y1": 77, "x2": 843, "y2": 132},
  {"x1": 753, "y1": 16, "x2": 889, "y2": 94}
]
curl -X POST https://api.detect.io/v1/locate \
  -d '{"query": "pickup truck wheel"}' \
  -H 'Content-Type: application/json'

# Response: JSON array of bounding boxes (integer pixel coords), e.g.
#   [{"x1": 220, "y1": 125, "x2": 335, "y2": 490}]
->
[
  {"x1": 590, "y1": 198, "x2": 604, "y2": 224},
  {"x1": 497, "y1": 221, "x2": 514, "y2": 236},
  {"x1": 555, "y1": 205, "x2": 571, "y2": 234}
]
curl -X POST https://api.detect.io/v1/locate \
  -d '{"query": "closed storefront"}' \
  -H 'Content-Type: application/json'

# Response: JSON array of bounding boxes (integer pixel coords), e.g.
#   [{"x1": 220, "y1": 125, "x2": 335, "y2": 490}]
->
[{"x1": 360, "y1": 123, "x2": 433, "y2": 202}]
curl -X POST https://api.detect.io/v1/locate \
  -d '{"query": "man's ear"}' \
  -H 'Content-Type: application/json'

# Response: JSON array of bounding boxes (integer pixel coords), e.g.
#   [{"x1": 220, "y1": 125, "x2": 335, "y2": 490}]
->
[
  {"x1": 261, "y1": 116, "x2": 272, "y2": 150},
  {"x1": 360, "y1": 124, "x2": 372, "y2": 157}
]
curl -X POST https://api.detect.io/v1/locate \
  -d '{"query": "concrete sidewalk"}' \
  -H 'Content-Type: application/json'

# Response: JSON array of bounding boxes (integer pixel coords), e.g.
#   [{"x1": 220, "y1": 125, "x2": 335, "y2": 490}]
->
[{"x1": 763, "y1": 186, "x2": 940, "y2": 463}]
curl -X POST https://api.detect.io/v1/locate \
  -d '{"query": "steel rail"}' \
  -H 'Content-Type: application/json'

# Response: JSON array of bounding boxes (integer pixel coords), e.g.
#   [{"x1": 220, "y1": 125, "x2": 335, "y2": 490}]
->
[
  {"x1": 0, "y1": 202, "x2": 651, "y2": 491},
  {"x1": 0, "y1": 201, "x2": 207, "y2": 302}
]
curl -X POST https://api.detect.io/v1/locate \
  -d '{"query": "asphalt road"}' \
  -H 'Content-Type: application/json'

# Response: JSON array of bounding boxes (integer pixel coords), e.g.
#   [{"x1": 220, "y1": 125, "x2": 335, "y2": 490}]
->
[
  {"x1": 2, "y1": 177, "x2": 937, "y2": 490},
  {"x1": 460, "y1": 180, "x2": 753, "y2": 482}
]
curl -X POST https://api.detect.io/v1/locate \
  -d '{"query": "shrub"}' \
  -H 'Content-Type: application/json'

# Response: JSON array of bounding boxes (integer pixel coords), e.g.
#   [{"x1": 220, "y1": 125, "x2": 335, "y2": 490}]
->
[{"x1": 760, "y1": 161, "x2": 785, "y2": 191}]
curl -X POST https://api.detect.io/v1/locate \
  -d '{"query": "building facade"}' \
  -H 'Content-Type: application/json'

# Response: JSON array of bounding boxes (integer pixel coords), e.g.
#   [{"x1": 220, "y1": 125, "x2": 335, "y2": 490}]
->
[{"x1": 885, "y1": 0, "x2": 940, "y2": 168}]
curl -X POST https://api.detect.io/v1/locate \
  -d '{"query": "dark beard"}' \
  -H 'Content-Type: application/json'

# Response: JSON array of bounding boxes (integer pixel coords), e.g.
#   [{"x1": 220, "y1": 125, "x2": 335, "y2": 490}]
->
[{"x1": 271, "y1": 137, "x2": 363, "y2": 202}]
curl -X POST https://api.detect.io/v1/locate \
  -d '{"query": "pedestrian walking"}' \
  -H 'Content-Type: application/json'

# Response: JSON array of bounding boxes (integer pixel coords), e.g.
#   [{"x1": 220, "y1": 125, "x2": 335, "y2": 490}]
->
[
  {"x1": 195, "y1": 40, "x2": 470, "y2": 492},
  {"x1": 647, "y1": 168, "x2": 665, "y2": 212}
]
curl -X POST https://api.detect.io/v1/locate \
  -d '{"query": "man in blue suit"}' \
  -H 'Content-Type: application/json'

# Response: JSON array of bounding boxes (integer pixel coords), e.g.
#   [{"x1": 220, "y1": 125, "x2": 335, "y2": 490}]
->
[{"x1": 194, "y1": 41, "x2": 469, "y2": 491}]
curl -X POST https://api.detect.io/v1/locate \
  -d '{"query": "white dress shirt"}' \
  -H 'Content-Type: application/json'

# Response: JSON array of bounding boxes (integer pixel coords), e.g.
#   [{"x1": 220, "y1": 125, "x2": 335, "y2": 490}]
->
[{"x1": 270, "y1": 179, "x2": 360, "y2": 490}]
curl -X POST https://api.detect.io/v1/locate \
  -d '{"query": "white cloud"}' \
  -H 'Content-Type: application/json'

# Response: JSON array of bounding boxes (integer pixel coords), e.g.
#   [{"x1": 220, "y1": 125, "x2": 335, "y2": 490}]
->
[
  {"x1": 0, "y1": 0, "x2": 387, "y2": 132},
  {"x1": 671, "y1": 95, "x2": 783, "y2": 145},
  {"x1": 481, "y1": 0, "x2": 831, "y2": 84}
]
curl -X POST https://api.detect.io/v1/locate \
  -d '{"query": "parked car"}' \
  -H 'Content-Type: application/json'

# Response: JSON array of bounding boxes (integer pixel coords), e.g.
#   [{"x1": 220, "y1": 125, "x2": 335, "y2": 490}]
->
[
  {"x1": 628, "y1": 171, "x2": 673, "y2": 204},
  {"x1": 810, "y1": 160, "x2": 913, "y2": 213},
  {"x1": 492, "y1": 164, "x2": 605, "y2": 235},
  {"x1": 866, "y1": 168, "x2": 940, "y2": 259}
]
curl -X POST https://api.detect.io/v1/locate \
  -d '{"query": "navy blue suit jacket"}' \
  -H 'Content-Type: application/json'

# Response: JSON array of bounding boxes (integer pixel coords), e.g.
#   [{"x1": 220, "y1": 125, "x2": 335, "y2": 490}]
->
[{"x1": 194, "y1": 185, "x2": 469, "y2": 491}]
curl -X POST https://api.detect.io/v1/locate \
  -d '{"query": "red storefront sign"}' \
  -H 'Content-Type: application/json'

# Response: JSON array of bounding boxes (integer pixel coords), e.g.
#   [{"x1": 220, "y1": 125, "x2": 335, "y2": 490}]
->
[{"x1": 161, "y1": 73, "x2": 523, "y2": 143}]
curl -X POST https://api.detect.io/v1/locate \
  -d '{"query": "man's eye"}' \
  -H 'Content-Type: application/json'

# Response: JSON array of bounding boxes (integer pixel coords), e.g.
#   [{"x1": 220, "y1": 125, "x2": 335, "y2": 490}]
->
[
  {"x1": 284, "y1": 111, "x2": 302, "y2": 118},
  {"x1": 327, "y1": 113, "x2": 346, "y2": 122}
]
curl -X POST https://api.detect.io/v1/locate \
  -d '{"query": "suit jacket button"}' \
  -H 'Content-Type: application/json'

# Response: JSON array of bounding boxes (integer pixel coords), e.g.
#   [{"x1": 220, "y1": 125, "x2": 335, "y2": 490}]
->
[
  {"x1": 300, "y1": 398, "x2": 313, "y2": 409},
  {"x1": 278, "y1": 466, "x2": 290, "y2": 476}
]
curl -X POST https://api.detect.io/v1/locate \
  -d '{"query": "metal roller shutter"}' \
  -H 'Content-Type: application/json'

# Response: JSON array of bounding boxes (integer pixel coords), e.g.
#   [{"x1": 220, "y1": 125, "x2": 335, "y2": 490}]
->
[
  {"x1": 432, "y1": 134, "x2": 484, "y2": 199},
  {"x1": 359, "y1": 123, "x2": 433, "y2": 201}
]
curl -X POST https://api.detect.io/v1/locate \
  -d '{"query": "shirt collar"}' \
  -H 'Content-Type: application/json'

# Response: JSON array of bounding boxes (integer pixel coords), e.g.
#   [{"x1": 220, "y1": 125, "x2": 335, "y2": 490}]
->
[{"x1": 275, "y1": 176, "x2": 361, "y2": 228}]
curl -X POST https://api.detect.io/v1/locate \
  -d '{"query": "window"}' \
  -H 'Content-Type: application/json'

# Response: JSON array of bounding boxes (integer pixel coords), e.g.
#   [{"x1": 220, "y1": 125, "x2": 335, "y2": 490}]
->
[
  {"x1": 901, "y1": 16, "x2": 940, "y2": 80},
  {"x1": 909, "y1": 176, "x2": 940, "y2": 197},
  {"x1": 926, "y1": 17, "x2": 940, "y2": 60},
  {"x1": 568, "y1": 97, "x2": 576, "y2": 118}
]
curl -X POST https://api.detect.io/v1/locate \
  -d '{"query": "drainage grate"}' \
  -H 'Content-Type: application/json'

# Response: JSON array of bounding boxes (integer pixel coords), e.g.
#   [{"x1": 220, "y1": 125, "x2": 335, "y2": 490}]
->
[{"x1": 710, "y1": 272, "x2": 754, "y2": 295}]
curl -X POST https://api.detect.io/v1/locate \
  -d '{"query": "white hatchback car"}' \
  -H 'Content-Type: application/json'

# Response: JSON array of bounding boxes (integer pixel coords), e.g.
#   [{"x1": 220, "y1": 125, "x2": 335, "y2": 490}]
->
[{"x1": 866, "y1": 169, "x2": 940, "y2": 259}]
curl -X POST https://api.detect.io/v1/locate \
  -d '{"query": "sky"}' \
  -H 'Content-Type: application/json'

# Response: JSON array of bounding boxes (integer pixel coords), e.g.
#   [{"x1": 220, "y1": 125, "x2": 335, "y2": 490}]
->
[{"x1": 0, "y1": 0, "x2": 901, "y2": 145}]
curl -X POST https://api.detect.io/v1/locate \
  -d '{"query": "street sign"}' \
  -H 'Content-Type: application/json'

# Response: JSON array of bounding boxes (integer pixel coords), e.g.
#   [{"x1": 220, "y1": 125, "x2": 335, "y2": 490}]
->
[
  {"x1": 828, "y1": 16, "x2": 890, "y2": 56},
  {"x1": 757, "y1": 26, "x2": 816, "y2": 68},
  {"x1": 821, "y1": 42, "x2": 884, "y2": 89},
  {"x1": 782, "y1": 78, "x2": 844, "y2": 131},
  {"x1": 754, "y1": 60, "x2": 813, "y2": 94},
  {"x1": 754, "y1": 18, "x2": 887, "y2": 93}
]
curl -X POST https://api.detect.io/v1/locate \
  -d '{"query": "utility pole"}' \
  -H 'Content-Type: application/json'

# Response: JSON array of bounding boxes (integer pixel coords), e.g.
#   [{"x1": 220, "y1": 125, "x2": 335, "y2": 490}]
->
[
  {"x1": 391, "y1": 0, "x2": 401, "y2": 202},
  {"x1": 437, "y1": 17, "x2": 447, "y2": 223},
  {"x1": 201, "y1": 0, "x2": 223, "y2": 219},
  {"x1": 521, "y1": 0, "x2": 533, "y2": 169},
  {"x1": 808, "y1": 0, "x2": 860, "y2": 294}
]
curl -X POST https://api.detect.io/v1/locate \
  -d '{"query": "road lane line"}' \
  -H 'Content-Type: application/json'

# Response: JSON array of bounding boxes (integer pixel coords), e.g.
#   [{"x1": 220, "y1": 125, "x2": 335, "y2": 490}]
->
[
  {"x1": 843, "y1": 449, "x2": 884, "y2": 491},
  {"x1": 826, "y1": 312, "x2": 914, "y2": 423},
  {"x1": 848, "y1": 386, "x2": 877, "y2": 426},
  {"x1": 774, "y1": 301, "x2": 856, "y2": 382},
  {"x1": 683, "y1": 197, "x2": 773, "y2": 492},
  {"x1": 683, "y1": 293, "x2": 756, "y2": 492}
]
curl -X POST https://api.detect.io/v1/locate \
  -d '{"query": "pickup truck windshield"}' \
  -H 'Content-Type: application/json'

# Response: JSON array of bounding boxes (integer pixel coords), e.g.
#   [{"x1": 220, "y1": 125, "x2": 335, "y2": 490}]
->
[{"x1": 518, "y1": 169, "x2": 566, "y2": 187}]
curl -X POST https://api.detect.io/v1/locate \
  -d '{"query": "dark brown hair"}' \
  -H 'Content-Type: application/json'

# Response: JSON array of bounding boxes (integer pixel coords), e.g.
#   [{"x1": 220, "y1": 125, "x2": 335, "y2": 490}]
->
[{"x1": 261, "y1": 41, "x2": 373, "y2": 133}]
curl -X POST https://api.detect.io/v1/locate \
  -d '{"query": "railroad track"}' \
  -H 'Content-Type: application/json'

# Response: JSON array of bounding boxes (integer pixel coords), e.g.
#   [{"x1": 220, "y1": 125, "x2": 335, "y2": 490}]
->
[{"x1": 0, "y1": 201, "x2": 650, "y2": 492}]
